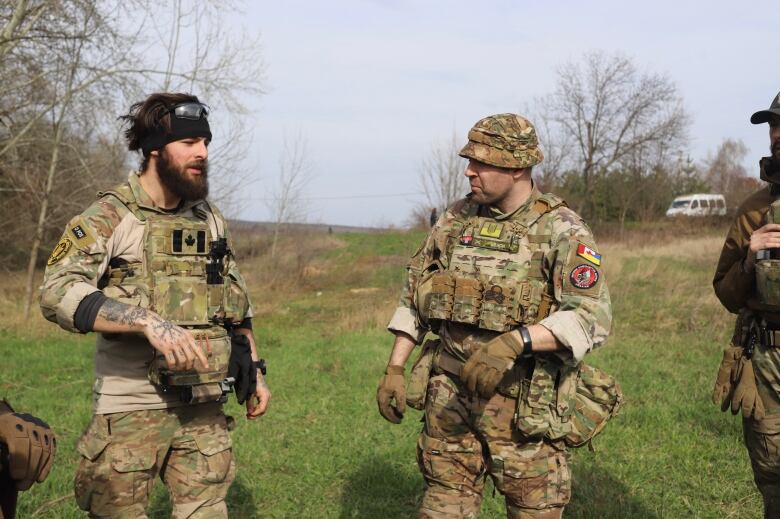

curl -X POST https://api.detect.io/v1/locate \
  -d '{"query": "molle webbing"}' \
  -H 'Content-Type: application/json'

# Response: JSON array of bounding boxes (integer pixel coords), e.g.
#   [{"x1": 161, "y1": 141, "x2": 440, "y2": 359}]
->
[
  {"x1": 425, "y1": 272, "x2": 555, "y2": 332},
  {"x1": 422, "y1": 193, "x2": 563, "y2": 332}
]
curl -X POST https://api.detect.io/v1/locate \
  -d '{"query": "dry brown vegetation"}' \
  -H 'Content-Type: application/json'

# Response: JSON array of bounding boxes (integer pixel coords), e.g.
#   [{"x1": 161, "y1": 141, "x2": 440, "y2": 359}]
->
[{"x1": 0, "y1": 222, "x2": 730, "y2": 341}]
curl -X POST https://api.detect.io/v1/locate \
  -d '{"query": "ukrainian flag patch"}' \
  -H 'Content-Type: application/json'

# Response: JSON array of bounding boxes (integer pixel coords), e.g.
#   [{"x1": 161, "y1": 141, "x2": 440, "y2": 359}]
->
[{"x1": 576, "y1": 243, "x2": 602, "y2": 266}]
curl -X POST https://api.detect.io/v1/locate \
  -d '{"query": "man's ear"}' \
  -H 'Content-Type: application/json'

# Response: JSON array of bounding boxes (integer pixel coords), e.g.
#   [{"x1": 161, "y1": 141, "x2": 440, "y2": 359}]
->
[{"x1": 511, "y1": 167, "x2": 531, "y2": 181}]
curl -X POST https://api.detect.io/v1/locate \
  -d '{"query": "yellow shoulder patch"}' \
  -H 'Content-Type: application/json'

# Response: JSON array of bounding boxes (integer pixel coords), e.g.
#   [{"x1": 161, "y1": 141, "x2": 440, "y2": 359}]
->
[
  {"x1": 69, "y1": 218, "x2": 96, "y2": 247},
  {"x1": 47, "y1": 238, "x2": 72, "y2": 266}
]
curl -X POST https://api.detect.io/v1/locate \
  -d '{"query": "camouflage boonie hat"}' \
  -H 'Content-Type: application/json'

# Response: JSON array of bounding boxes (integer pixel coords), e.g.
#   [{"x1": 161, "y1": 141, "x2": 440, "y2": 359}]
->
[{"x1": 459, "y1": 113, "x2": 544, "y2": 169}]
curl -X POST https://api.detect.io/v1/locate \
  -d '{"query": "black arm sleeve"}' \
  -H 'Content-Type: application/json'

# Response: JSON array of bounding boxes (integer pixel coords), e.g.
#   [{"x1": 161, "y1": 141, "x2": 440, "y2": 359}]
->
[{"x1": 73, "y1": 291, "x2": 108, "y2": 333}]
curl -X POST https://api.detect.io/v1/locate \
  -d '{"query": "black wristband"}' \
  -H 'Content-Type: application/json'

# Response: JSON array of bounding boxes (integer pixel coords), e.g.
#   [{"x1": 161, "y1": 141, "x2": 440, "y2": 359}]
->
[
  {"x1": 254, "y1": 359, "x2": 267, "y2": 376},
  {"x1": 519, "y1": 326, "x2": 533, "y2": 355}
]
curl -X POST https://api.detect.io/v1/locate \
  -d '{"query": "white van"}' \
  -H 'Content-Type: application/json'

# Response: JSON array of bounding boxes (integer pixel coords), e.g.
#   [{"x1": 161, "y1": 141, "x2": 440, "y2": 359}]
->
[{"x1": 666, "y1": 194, "x2": 727, "y2": 217}]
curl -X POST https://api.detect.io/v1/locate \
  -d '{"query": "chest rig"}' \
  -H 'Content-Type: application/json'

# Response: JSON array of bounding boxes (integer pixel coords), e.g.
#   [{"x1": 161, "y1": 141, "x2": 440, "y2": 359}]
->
[
  {"x1": 755, "y1": 200, "x2": 780, "y2": 327},
  {"x1": 417, "y1": 194, "x2": 564, "y2": 333},
  {"x1": 98, "y1": 183, "x2": 247, "y2": 403}
]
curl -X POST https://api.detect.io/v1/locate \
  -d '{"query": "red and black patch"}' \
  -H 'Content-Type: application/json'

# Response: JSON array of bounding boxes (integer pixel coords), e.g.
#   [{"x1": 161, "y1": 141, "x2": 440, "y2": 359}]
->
[{"x1": 569, "y1": 264, "x2": 599, "y2": 289}]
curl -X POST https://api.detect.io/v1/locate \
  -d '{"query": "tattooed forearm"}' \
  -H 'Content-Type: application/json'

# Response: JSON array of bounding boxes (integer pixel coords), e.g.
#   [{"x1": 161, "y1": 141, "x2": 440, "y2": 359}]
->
[{"x1": 98, "y1": 298, "x2": 150, "y2": 327}]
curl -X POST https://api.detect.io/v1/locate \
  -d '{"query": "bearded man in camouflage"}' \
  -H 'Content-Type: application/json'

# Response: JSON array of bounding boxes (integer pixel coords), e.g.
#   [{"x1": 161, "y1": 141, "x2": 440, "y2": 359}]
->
[
  {"x1": 377, "y1": 114, "x2": 613, "y2": 518},
  {"x1": 713, "y1": 91, "x2": 780, "y2": 518},
  {"x1": 40, "y1": 92, "x2": 271, "y2": 518}
]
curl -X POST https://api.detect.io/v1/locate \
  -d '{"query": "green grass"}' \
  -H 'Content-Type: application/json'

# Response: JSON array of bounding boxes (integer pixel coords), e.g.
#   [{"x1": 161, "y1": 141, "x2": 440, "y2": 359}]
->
[{"x1": 0, "y1": 231, "x2": 763, "y2": 518}]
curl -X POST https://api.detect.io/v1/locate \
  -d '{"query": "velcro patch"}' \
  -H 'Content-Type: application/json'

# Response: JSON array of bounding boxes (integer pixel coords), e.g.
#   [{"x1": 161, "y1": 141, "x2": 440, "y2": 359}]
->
[
  {"x1": 47, "y1": 238, "x2": 72, "y2": 266},
  {"x1": 569, "y1": 264, "x2": 599, "y2": 289},
  {"x1": 69, "y1": 219, "x2": 96, "y2": 247},
  {"x1": 479, "y1": 222, "x2": 503, "y2": 239},
  {"x1": 576, "y1": 243, "x2": 601, "y2": 266}
]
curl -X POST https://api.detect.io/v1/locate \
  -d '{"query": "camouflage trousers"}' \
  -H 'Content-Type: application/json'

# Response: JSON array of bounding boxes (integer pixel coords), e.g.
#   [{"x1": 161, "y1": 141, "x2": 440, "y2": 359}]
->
[
  {"x1": 418, "y1": 373, "x2": 570, "y2": 519},
  {"x1": 744, "y1": 341, "x2": 780, "y2": 518},
  {"x1": 74, "y1": 403, "x2": 234, "y2": 519}
]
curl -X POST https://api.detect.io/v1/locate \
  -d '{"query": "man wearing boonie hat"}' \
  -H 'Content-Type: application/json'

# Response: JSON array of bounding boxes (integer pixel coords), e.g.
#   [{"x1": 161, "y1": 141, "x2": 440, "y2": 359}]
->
[
  {"x1": 713, "y1": 91, "x2": 780, "y2": 518},
  {"x1": 378, "y1": 114, "x2": 617, "y2": 518}
]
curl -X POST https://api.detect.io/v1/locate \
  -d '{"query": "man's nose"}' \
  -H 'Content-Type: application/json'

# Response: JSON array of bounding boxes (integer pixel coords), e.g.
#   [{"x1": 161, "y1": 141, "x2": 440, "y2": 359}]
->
[{"x1": 195, "y1": 140, "x2": 208, "y2": 159}]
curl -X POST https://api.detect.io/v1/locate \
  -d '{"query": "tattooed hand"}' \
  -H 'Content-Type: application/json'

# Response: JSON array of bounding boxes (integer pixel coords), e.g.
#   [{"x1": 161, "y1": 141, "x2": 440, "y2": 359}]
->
[
  {"x1": 94, "y1": 298, "x2": 209, "y2": 371},
  {"x1": 143, "y1": 315, "x2": 210, "y2": 371}
]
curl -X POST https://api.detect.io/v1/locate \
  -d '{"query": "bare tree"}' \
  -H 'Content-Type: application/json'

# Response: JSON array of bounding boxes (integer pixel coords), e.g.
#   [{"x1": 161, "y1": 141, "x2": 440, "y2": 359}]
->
[
  {"x1": 703, "y1": 138, "x2": 750, "y2": 209},
  {"x1": 419, "y1": 132, "x2": 468, "y2": 217},
  {"x1": 539, "y1": 50, "x2": 689, "y2": 217},
  {"x1": 121, "y1": 0, "x2": 266, "y2": 213},
  {"x1": 0, "y1": 0, "x2": 267, "y2": 316},
  {"x1": 266, "y1": 132, "x2": 313, "y2": 258}
]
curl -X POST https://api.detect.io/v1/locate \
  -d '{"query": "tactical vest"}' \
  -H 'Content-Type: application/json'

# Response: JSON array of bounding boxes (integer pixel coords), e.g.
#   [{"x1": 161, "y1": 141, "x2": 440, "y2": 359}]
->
[
  {"x1": 416, "y1": 194, "x2": 563, "y2": 333},
  {"x1": 97, "y1": 183, "x2": 248, "y2": 403},
  {"x1": 756, "y1": 200, "x2": 780, "y2": 311}
]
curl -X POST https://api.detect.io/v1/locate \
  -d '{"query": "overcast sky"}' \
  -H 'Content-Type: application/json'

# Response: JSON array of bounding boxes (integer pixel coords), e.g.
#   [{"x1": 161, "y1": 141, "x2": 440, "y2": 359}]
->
[{"x1": 220, "y1": 0, "x2": 778, "y2": 226}]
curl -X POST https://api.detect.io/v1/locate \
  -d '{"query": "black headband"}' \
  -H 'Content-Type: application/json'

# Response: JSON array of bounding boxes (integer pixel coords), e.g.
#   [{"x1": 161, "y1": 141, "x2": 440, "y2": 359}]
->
[{"x1": 139, "y1": 114, "x2": 212, "y2": 155}]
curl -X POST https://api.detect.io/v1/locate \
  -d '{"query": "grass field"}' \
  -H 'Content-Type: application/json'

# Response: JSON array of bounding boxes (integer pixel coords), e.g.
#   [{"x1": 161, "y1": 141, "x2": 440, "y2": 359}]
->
[{"x1": 0, "y1": 226, "x2": 764, "y2": 518}]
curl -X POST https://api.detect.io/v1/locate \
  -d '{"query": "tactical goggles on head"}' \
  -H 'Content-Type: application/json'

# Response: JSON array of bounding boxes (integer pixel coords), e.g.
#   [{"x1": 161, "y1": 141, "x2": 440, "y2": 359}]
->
[
  {"x1": 140, "y1": 102, "x2": 212, "y2": 155},
  {"x1": 164, "y1": 102, "x2": 210, "y2": 121}
]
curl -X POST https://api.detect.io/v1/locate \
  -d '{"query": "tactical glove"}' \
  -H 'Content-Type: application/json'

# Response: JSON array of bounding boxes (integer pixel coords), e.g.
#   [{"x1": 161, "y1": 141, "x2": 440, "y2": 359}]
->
[
  {"x1": 712, "y1": 345, "x2": 743, "y2": 408},
  {"x1": 461, "y1": 331, "x2": 523, "y2": 398},
  {"x1": 229, "y1": 333, "x2": 256, "y2": 405},
  {"x1": 0, "y1": 400, "x2": 56, "y2": 491},
  {"x1": 730, "y1": 355, "x2": 766, "y2": 421},
  {"x1": 377, "y1": 366, "x2": 406, "y2": 424}
]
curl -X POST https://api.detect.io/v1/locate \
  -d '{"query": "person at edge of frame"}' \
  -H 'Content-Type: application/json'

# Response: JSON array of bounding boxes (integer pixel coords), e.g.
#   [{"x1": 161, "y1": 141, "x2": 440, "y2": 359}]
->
[
  {"x1": 39, "y1": 92, "x2": 271, "y2": 519},
  {"x1": 376, "y1": 113, "x2": 614, "y2": 518},
  {"x1": 713, "y1": 90, "x2": 780, "y2": 519},
  {"x1": 0, "y1": 401, "x2": 56, "y2": 519}
]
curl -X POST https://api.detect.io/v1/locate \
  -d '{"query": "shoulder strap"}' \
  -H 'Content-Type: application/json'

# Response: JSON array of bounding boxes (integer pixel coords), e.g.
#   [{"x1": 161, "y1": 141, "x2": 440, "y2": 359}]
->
[
  {"x1": 441, "y1": 198, "x2": 478, "y2": 268},
  {"x1": 97, "y1": 183, "x2": 146, "y2": 222},
  {"x1": 514, "y1": 193, "x2": 567, "y2": 235}
]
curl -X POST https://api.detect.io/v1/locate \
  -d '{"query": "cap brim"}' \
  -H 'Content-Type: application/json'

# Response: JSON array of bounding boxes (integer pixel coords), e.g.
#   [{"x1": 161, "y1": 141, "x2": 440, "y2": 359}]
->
[{"x1": 751, "y1": 108, "x2": 780, "y2": 124}]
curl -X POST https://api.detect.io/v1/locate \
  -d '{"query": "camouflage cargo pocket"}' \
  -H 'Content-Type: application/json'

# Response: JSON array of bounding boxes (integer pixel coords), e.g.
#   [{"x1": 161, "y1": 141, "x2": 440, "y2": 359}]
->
[
  {"x1": 74, "y1": 416, "x2": 111, "y2": 511},
  {"x1": 192, "y1": 422, "x2": 234, "y2": 484},
  {"x1": 416, "y1": 433, "x2": 484, "y2": 493},
  {"x1": 498, "y1": 452, "x2": 571, "y2": 509},
  {"x1": 108, "y1": 444, "x2": 156, "y2": 506}
]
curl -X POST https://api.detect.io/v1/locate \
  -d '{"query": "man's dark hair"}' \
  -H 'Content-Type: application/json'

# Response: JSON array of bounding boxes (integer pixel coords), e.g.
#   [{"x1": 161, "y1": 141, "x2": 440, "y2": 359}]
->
[{"x1": 119, "y1": 92, "x2": 201, "y2": 171}]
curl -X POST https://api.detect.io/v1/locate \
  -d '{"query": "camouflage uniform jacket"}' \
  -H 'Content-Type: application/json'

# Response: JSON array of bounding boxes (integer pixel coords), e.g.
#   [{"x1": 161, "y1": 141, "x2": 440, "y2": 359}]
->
[
  {"x1": 388, "y1": 186, "x2": 611, "y2": 363},
  {"x1": 40, "y1": 171, "x2": 252, "y2": 414}
]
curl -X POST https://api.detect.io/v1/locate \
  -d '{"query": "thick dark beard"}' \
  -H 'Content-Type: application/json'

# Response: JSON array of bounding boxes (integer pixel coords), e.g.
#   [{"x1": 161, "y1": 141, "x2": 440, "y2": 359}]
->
[
  {"x1": 157, "y1": 150, "x2": 209, "y2": 201},
  {"x1": 772, "y1": 138, "x2": 780, "y2": 161}
]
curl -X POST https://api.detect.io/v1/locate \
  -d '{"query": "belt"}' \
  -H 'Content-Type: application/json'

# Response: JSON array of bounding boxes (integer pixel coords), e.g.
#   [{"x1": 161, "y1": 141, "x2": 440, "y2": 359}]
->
[{"x1": 433, "y1": 349, "x2": 525, "y2": 398}]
